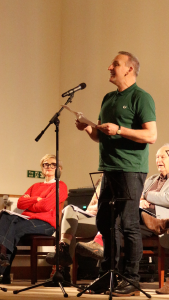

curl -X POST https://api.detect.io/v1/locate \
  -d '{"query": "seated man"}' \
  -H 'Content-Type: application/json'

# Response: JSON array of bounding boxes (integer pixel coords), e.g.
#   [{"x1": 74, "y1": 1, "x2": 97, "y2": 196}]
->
[{"x1": 76, "y1": 144, "x2": 169, "y2": 294}]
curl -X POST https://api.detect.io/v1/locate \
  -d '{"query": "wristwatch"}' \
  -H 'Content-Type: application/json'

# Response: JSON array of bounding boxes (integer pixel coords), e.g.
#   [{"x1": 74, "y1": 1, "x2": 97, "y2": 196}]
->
[{"x1": 116, "y1": 126, "x2": 121, "y2": 135}]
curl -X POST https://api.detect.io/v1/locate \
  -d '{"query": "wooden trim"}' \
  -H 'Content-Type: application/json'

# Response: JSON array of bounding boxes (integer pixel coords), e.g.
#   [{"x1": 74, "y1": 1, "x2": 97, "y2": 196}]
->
[{"x1": 0, "y1": 194, "x2": 22, "y2": 198}]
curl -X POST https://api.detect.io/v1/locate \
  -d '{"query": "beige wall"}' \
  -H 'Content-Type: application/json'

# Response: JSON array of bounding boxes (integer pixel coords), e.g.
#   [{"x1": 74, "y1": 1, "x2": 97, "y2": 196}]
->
[
  {"x1": 0, "y1": 0, "x2": 62, "y2": 194},
  {"x1": 60, "y1": 0, "x2": 169, "y2": 189},
  {"x1": 0, "y1": 0, "x2": 168, "y2": 194}
]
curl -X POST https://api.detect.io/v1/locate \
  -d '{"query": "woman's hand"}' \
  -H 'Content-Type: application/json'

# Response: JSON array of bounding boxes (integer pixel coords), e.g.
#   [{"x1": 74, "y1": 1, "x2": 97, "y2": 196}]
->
[
  {"x1": 24, "y1": 194, "x2": 30, "y2": 198},
  {"x1": 37, "y1": 197, "x2": 42, "y2": 201}
]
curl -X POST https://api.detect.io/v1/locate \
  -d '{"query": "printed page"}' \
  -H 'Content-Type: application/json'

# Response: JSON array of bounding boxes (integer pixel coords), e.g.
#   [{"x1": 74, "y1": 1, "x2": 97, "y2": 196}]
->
[
  {"x1": 61, "y1": 105, "x2": 97, "y2": 128},
  {"x1": 62, "y1": 205, "x2": 95, "y2": 217},
  {"x1": 1, "y1": 209, "x2": 30, "y2": 219}
]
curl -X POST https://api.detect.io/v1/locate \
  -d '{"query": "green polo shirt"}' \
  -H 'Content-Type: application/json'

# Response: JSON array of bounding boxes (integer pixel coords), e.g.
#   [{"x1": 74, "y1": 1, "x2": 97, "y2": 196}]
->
[{"x1": 98, "y1": 83, "x2": 156, "y2": 173}]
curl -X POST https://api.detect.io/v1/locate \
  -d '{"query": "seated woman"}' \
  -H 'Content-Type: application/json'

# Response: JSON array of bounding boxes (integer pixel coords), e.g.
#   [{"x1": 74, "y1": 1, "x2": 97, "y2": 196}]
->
[
  {"x1": 0, "y1": 154, "x2": 68, "y2": 283},
  {"x1": 46, "y1": 174, "x2": 103, "y2": 267}
]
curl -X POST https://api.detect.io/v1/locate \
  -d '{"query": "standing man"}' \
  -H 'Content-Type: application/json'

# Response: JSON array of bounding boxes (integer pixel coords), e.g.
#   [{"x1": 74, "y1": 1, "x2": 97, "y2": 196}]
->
[{"x1": 76, "y1": 51, "x2": 157, "y2": 296}]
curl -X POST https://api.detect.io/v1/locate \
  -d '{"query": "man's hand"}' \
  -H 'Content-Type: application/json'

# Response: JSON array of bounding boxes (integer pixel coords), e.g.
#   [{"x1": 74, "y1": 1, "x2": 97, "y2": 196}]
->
[
  {"x1": 75, "y1": 119, "x2": 99, "y2": 142},
  {"x1": 75, "y1": 119, "x2": 89, "y2": 131},
  {"x1": 37, "y1": 197, "x2": 42, "y2": 201},
  {"x1": 140, "y1": 199, "x2": 151, "y2": 209},
  {"x1": 96, "y1": 123, "x2": 118, "y2": 135}
]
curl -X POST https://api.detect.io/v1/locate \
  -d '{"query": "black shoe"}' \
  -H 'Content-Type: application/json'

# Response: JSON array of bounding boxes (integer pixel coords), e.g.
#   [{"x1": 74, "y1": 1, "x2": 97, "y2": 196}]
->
[
  {"x1": 59, "y1": 242, "x2": 73, "y2": 266},
  {"x1": 0, "y1": 254, "x2": 10, "y2": 267},
  {"x1": 45, "y1": 252, "x2": 55, "y2": 265},
  {"x1": 111, "y1": 279, "x2": 140, "y2": 296},
  {"x1": 76, "y1": 241, "x2": 103, "y2": 260},
  {"x1": 46, "y1": 242, "x2": 73, "y2": 267}
]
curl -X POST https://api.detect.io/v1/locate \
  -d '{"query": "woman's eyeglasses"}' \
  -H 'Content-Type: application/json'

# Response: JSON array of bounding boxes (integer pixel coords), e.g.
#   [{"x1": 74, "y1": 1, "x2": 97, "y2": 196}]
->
[{"x1": 42, "y1": 163, "x2": 56, "y2": 169}]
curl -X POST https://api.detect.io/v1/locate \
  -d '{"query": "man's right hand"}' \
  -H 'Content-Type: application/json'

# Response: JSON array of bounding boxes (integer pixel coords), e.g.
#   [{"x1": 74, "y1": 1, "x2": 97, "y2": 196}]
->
[
  {"x1": 75, "y1": 119, "x2": 99, "y2": 142},
  {"x1": 75, "y1": 119, "x2": 89, "y2": 131}
]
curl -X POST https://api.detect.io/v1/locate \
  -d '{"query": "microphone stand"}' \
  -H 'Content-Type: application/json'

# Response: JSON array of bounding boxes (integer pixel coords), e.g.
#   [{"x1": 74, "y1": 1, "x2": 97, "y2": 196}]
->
[{"x1": 13, "y1": 93, "x2": 80, "y2": 296}]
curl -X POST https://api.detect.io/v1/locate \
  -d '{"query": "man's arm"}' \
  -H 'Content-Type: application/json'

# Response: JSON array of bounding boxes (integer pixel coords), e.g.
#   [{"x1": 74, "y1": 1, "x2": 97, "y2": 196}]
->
[
  {"x1": 75, "y1": 120, "x2": 100, "y2": 143},
  {"x1": 141, "y1": 175, "x2": 169, "y2": 208},
  {"x1": 96, "y1": 121, "x2": 157, "y2": 144},
  {"x1": 146, "y1": 190, "x2": 169, "y2": 208}
]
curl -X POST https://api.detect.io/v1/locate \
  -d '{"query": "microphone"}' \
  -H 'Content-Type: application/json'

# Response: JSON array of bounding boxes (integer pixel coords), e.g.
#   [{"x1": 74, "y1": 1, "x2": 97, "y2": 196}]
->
[{"x1": 62, "y1": 83, "x2": 86, "y2": 97}]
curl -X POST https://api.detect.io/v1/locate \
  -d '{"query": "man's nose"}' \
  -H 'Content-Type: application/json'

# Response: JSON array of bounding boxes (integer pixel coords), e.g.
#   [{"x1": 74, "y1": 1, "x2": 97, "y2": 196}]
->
[
  {"x1": 108, "y1": 64, "x2": 113, "y2": 70},
  {"x1": 157, "y1": 157, "x2": 161, "y2": 163}
]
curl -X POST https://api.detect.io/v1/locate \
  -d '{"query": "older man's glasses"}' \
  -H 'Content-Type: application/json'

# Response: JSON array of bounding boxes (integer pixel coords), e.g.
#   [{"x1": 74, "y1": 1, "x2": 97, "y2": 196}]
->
[{"x1": 43, "y1": 163, "x2": 56, "y2": 169}]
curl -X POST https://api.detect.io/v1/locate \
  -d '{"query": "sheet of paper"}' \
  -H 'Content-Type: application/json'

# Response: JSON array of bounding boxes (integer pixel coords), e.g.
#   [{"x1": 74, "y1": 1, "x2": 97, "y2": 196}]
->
[
  {"x1": 62, "y1": 205, "x2": 95, "y2": 217},
  {"x1": 1, "y1": 209, "x2": 30, "y2": 219},
  {"x1": 61, "y1": 105, "x2": 97, "y2": 128}
]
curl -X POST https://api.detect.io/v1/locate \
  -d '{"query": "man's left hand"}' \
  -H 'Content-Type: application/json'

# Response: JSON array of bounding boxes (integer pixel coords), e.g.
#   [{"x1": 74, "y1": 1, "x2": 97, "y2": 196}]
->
[{"x1": 96, "y1": 123, "x2": 119, "y2": 135}]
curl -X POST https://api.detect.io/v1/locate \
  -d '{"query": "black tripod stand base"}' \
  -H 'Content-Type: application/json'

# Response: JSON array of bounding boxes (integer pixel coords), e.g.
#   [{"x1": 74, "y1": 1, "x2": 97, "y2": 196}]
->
[
  {"x1": 13, "y1": 270, "x2": 81, "y2": 295},
  {"x1": 0, "y1": 287, "x2": 7, "y2": 292},
  {"x1": 77, "y1": 271, "x2": 110, "y2": 297},
  {"x1": 13, "y1": 278, "x2": 68, "y2": 297},
  {"x1": 77, "y1": 270, "x2": 151, "y2": 299},
  {"x1": 52, "y1": 270, "x2": 64, "y2": 283},
  {"x1": 13, "y1": 271, "x2": 69, "y2": 296}
]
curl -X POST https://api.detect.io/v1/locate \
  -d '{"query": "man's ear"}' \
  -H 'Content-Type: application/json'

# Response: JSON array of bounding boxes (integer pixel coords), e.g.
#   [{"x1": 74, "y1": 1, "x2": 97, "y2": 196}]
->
[
  {"x1": 128, "y1": 66, "x2": 133, "y2": 73},
  {"x1": 125, "y1": 66, "x2": 133, "y2": 76}
]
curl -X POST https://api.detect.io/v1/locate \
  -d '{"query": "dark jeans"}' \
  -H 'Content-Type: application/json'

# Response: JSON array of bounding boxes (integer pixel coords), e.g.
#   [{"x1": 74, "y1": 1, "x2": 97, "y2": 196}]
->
[
  {"x1": 96, "y1": 172, "x2": 147, "y2": 281},
  {"x1": 0, "y1": 212, "x2": 55, "y2": 276}
]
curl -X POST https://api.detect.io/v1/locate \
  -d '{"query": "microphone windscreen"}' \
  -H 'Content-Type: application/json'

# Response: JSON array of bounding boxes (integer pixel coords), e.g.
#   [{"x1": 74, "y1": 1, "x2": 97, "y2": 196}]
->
[{"x1": 80, "y1": 83, "x2": 86, "y2": 90}]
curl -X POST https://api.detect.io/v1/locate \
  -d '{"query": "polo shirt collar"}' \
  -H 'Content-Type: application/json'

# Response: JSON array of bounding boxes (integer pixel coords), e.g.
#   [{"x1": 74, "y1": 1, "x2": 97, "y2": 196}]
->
[{"x1": 116, "y1": 82, "x2": 136, "y2": 96}]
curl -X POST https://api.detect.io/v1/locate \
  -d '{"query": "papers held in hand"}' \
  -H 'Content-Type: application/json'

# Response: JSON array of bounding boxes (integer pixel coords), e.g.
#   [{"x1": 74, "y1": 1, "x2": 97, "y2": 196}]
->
[{"x1": 61, "y1": 105, "x2": 97, "y2": 128}]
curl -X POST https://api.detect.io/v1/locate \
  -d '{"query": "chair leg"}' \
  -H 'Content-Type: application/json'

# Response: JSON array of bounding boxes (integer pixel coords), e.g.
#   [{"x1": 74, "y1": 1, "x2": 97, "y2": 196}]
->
[
  {"x1": 158, "y1": 244, "x2": 165, "y2": 288},
  {"x1": 31, "y1": 239, "x2": 38, "y2": 284},
  {"x1": 72, "y1": 254, "x2": 78, "y2": 284}
]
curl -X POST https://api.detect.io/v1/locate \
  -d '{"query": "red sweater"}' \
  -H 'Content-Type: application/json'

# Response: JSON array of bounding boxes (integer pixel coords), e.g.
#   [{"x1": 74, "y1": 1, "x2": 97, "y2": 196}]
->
[{"x1": 17, "y1": 181, "x2": 68, "y2": 228}]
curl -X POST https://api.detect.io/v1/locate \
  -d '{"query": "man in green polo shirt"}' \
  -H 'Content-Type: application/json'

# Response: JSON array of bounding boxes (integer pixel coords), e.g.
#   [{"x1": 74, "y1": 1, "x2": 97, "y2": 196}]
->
[{"x1": 76, "y1": 51, "x2": 157, "y2": 296}]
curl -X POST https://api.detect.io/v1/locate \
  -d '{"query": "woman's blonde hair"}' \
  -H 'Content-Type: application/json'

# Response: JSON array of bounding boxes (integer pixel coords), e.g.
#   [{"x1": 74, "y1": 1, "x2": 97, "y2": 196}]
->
[{"x1": 40, "y1": 154, "x2": 63, "y2": 176}]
